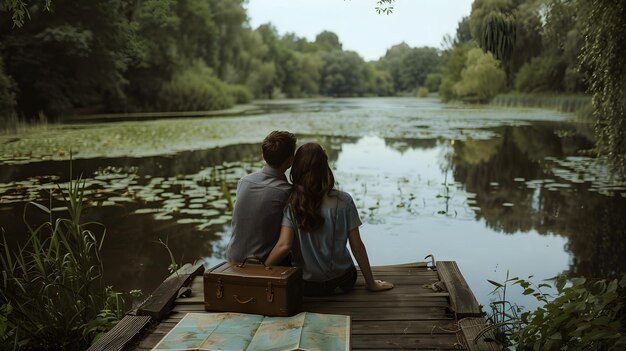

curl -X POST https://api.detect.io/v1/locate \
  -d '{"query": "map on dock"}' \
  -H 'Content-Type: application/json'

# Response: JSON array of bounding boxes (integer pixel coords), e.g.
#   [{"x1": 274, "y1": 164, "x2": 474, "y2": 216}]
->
[{"x1": 151, "y1": 312, "x2": 351, "y2": 351}]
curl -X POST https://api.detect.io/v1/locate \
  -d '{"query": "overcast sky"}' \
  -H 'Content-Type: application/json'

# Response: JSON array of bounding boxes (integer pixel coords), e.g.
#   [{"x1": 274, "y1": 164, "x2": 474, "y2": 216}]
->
[{"x1": 246, "y1": 0, "x2": 474, "y2": 61}]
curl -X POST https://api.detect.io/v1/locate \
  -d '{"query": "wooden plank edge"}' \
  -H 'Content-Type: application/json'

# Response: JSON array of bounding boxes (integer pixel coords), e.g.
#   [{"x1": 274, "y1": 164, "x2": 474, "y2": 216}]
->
[
  {"x1": 437, "y1": 261, "x2": 482, "y2": 318},
  {"x1": 458, "y1": 317, "x2": 501, "y2": 351},
  {"x1": 137, "y1": 262, "x2": 205, "y2": 321},
  {"x1": 86, "y1": 315, "x2": 152, "y2": 351}
]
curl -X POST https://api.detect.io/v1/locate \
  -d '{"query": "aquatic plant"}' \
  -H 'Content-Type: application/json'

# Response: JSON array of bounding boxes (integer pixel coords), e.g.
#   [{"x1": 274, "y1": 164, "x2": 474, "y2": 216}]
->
[
  {"x1": 485, "y1": 273, "x2": 626, "y2": 350},
  {"x1": 0, "y1": 176, "x2": 126, "y2": 350}
]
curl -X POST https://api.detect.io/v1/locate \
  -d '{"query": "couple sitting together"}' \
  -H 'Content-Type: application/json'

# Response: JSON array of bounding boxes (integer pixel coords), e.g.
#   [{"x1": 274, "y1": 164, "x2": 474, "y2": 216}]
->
[{"x1": 224, "y1": 131, "x2": 393, "y2": 296}]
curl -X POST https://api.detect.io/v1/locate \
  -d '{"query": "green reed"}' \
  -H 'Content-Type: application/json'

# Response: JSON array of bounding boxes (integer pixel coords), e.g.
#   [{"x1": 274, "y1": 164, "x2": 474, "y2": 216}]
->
[
  {"x1": 0, "y1": 176, "x2": 125, "y2": 350},
  {"x1": 491, "y1": 93, "x2": 591, "y2": 114}
]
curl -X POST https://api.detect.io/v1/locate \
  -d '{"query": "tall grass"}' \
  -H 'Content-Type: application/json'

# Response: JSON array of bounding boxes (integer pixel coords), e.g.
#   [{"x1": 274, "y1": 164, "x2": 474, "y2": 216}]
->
[
  {"x1": 0, "y1": 176, "x2": 125, "y2": 350},
  {"x1": 491, "y1": 93, "x2": 591, "y2": 114}
]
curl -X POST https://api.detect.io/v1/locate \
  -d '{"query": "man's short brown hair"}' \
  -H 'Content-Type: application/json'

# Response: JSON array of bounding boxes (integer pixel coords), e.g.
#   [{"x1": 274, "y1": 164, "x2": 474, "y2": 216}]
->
[{"x1": 262, "y1": 131, "x2": 297, "y2": 168}]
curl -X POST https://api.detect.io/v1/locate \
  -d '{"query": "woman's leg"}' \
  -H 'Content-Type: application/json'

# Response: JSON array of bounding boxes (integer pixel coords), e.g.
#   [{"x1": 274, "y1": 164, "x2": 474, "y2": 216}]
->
[{"x1": 302, "y1": 266, "x2": 357, "y2": 296}]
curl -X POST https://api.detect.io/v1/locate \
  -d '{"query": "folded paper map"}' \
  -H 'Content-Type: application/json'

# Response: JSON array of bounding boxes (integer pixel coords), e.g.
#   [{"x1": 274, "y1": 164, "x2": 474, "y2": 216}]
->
[{"x1": 152, "y1": 312, "x2": 351, "y2": 351}]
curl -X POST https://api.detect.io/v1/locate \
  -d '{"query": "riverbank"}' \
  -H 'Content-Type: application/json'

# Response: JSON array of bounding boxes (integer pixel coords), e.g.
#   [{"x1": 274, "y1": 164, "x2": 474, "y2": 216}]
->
[{"x1": 491, "y1": 93, "x2": 591, "y2": 114}]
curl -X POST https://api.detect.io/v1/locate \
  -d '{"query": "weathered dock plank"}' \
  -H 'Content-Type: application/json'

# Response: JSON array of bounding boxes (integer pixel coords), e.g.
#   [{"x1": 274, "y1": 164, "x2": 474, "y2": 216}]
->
[
  {"x1": 459, "y1": 318, "x2": 501, "y2": 351},
  {"x1": 129, "y1": 261, "x2": 491, "y2": 350},
  {"x1": 86, "y1": 315, "x2": 151, "y2": 351},
  {"x1": 437, "y1": 261, "x2": 482, "y2": 318},
  {"x1": 136, "y1": 262, "x2": 204, "y2": 321}
]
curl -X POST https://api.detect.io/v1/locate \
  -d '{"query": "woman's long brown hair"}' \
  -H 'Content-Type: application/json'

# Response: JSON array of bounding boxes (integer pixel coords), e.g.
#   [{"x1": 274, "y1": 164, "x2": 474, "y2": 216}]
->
[{"x1": 288, "y1": 143, "x2": 335, "y2": 232}]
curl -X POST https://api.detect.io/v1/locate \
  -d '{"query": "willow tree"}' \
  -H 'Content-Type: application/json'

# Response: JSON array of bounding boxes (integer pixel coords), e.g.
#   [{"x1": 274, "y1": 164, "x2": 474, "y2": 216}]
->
[
  {"x1": 1, "y1": 0, "x2": 51, "y2": 27},
  {"x1": 578, "y1": 0, "x2": 626, "y2": 175},
  {"x1": 378, "y1": 0, "x2": 625, "y2": 176}
]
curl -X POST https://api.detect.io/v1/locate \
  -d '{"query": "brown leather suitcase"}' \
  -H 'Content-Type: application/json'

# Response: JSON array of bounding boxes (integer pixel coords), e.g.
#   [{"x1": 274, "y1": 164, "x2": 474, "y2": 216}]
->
[{"x1": 203, "y1": 257, "x2": 302, "y2": 317}]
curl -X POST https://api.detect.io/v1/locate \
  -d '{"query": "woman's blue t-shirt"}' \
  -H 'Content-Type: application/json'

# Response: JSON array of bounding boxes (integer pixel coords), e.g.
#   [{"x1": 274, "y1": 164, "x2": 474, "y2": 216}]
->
[{"x1": 281, "y1": 190, "x2": 362, "y2": 282}]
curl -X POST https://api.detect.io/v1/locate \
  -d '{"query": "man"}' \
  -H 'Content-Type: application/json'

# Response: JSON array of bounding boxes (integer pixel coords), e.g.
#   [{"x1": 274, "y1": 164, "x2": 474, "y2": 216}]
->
[{"x1": 225, "y1": 130, "x2": 297, "y2": 263}]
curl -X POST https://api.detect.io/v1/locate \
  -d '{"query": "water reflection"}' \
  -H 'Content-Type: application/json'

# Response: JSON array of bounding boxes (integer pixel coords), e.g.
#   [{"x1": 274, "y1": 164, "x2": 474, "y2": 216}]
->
[
  {"x1": 451, "y1": 125, "x2": 626, "y2": 278},
  {"x1": 1, "y1": 116, "x2": 624, "y2": 307}
]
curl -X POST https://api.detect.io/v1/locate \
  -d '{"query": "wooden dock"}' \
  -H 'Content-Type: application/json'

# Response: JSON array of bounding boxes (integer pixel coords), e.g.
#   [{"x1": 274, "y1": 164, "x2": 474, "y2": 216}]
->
[{"x1": 90, "y1": 261, "x2": 500, "y2": 351}]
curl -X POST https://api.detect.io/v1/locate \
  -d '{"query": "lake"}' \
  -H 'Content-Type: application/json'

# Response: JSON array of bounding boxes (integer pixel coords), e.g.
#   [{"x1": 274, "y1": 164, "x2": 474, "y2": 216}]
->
[{"x1": 1, "y1": 97, "x2": 625, "y2": 312}]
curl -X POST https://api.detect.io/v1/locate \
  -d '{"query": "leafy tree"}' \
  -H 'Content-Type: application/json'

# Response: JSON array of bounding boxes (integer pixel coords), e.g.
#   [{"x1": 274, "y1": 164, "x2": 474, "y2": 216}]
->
[
  {"x1": 378, "y1": 42, "x2": 411, "y2": 93},
  {"x1": 0, "y1": 0, "x2": 136, "y2": 118},
  {"x1": 314, "y1": 30, "x2": 342, "y2": 52},
  {"x1": 157, "y1": 61, "x2": 233, "y2": 112},
  {"x1": 320, "y1": 50, "x2": 367, "y2": 97},
  {"x1": 578, "y1": 0, "x2": 626, "y2": 174},
  {"x1": 424, "y1": 73, "x2": 442, "y2": 93},
  {"x1": 397, "y1": 47, "x2": 442, "y2": 92},
  {"x1": 0, "y1": 0, "x2": 51, "y2": 27},
  {"x1": 364, "y1": 63, "x2": 393, "y2": 96},
  {"x1": 209, "y1": 0, "x2": 247, "y2": 80},
  {"x1": 439, "y1": 45, "x2": 471, "y2": 102},
  {"x1": 453, "y1": 48, "x2": 505, "y2": 103},
  {"x1": 515, "y1": 55, "x2": 566, "y2": 93}
]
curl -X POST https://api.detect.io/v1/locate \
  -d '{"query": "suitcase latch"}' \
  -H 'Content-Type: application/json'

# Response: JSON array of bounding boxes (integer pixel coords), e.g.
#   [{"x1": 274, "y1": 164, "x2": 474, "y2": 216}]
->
[
  {"x1": 216, "y1": 278, "x2": 223, "y2": 299},
  {"x1": 266, "y1": 282, "x2": 274, "y2": 303}
]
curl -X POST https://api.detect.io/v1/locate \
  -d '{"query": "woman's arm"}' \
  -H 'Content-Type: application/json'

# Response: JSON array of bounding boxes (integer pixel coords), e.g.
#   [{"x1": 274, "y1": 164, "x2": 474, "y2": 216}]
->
[
  {"x1": 265, "y1": 225, "x2": 295, "y2": 266},
  {"x1": 348, "y1": 227, "x2": 394, "y2": 292}
]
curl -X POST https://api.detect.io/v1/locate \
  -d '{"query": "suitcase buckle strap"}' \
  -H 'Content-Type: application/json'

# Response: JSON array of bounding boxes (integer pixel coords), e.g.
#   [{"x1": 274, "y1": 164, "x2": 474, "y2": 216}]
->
[
  {"x1": 266, "y1": 282, "x2": 274, "y2": 303},
  {"x1": 216, "y1": 278, "x2": 223, "y2": 299}
]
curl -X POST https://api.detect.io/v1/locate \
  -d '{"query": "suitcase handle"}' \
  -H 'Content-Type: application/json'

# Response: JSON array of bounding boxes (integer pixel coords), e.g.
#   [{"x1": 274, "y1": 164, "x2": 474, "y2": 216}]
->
[
  {"x1": 233, "y1": 295, "x2": 257, "y2": 304},
  {"x1": 237, "y1": 256, "x2": 271, "y2": 270}
]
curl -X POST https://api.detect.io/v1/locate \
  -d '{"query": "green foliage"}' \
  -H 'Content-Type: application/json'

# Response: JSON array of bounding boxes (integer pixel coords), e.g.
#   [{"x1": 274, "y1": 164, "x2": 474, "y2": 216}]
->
[
  {"x1": 314, "y1": 31, "x2": 342, "y2": 52},
  {"x1": 320, "y1": 50, "x2": 367, "y2": 97},
  {"x1": 157, "y1": 237, "x2": 179, "y2": 274},
  {"x1": 415, "y1": 87, "x2": 428, "y2": 98},
  {"x1": 517, "y1": 275, "x2": 626, "y2": 350},
  {"x1": 515, "y1": 55, "x2": 566, "y2": 93},
  {"x1": 0, "y1": 177, "x2": 126, "y2": 350},
  {"x1": 439, "y1": 45, "x2": 470, "y2": 102},
  {"x1": 578, "y1": 0, "x2": 626, "y2": 175},
  {"x1": 424, "y1": 73, "x2": 442, "y2": 93},
  {"x1": 486, "y1": 273, "x2": 626, "y2": 350},
  {"x1": 226, "y1": 84, "x2": 253, "y2": 104},
  {"x1": 480, "y1": 11, "x2": 516, "y2": 62},
  {"x1": 1, "y1": 0, "x2": 137, "y2": 118},
  {"x1": 375, "y1": 0, "x2": 394, "y2": 15},
  {"x1": 0, "y1": 0, "x2": 51, "y2": 27},
  {"x1": 0, "y1": 58, "x2": 16, "y2": 129},
  {"x1": 364, "y1": 64, "x2": 394, "y2": 96},
  {"x1": 157, "y1": 62, "x2": 234, "y2": 112},
  {"x1": 378, "y1": 44, "x2": 442, "y2": 93},
  {"x1": 453, "y1": 48, "x2": 505, "y2": 103},
  {"x1": 491, "y1": 94, "x2": 591, "y2": 114}
]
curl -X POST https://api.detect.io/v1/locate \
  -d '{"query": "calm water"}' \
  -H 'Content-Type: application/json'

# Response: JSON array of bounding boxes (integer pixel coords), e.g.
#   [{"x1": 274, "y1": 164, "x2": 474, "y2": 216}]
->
[{"x1": 1, "y1": 97, "x2": 625, "y2": 311}]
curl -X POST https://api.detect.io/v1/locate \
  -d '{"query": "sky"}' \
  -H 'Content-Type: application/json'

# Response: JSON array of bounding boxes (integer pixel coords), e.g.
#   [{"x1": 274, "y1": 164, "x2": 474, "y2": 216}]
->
[{"x1": 246, "y1": 0, "x2": 474, "y2": 61}]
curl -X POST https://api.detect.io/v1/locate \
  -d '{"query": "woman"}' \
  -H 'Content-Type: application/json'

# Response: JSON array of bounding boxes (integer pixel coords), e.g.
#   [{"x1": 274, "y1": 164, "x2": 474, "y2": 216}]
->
[{"x1": 265, "y1": 142, "x2": 393, "y2": 295}]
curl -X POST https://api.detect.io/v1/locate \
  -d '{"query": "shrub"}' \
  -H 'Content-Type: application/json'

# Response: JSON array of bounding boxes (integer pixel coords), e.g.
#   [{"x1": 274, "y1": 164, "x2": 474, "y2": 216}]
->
[
  {"x1": 486, "y1": 273, "x2": 626, "y2": 350},
  {"x1": 514, "y1": 55, "x2": 566, "y2": 93},
  {"x1": 226, "y1": 84, "x2": 253, "y2": 104},
  {"x1": 0, "y1": 177, "x2": 126, "y2": 350},
  {"x1": 453, "y1": 48, "x2": 505, "y2": 103},
  {"x1": 515, "y1": 275, "x2": 626, "y2": 350},
  {"x1": 416, "y1": 87, "x2": 429, "y2": 98},
  {"x1": 158, "y1": 62, "x2": 234, "y2": 112},
  {"x1": 424, "y1": 73, "x2": 442, "y2": 93}
]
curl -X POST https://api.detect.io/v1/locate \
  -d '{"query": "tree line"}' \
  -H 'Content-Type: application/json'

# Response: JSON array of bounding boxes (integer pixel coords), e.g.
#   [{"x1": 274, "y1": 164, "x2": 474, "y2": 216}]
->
[
  {"x1": 0, "y1": 0, "x2": 623, "y2": 173},
  {"x1": 0, "y1": 0, "x2": 445, "y2": 122},
  {"x1": 0, "y1": 0, "x2": 597, "y2": 114}
]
